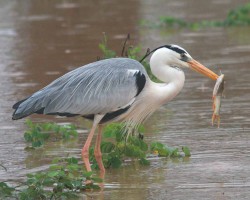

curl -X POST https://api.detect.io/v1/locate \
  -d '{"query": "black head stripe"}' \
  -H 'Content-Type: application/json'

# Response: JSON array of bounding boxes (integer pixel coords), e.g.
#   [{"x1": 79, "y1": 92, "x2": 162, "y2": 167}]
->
[
  {"x1": 140, "y1": 45, "x2": 187, "y2": 62},
  {"x1": 166, "y1": 45, "x2": 187, "y2": 54}
]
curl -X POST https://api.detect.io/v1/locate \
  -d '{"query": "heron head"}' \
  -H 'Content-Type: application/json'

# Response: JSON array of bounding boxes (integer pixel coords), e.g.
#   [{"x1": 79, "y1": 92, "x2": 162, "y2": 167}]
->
[{"x1": 147, "y1": 44, "x2": 219, "y2": 80}]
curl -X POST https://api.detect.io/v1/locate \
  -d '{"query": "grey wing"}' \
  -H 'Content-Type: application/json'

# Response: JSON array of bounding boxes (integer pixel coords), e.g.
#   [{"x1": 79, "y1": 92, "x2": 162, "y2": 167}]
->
[{"x1": 12, "y1": 58, "x2": 147, "y2": 119}]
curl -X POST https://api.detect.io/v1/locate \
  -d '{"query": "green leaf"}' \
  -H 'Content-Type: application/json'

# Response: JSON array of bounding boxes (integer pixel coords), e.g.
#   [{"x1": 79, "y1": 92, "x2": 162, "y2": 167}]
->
[
  {"x1": 25, "y1": 119, "x2": 33, "y2": 128},
  {"x1": 110, "y1": 157, "x2": 122, "y2": 168},
  {"x1": 67, "y1": 164, "x2": 79, "y2": 172},
  {"x1": 51, "y1": 158, "x2": 61, "y2": 164},
  {"x1": 42, "y1": 177, "x2": 54, "y2": 185},
  {"x1": 83, "y1": 171, "x2": 93, "y2": 178},
  {"x1": 182, "y1": 146, "x2": 191, "y2": 157},
  {"x1": 103, "y1": 123, "x2": 124, "y2": 140},
  {"x1": 26, "y1": 174, "x2": 34, "y2": 178},
  {"x1": 67, "y1": 157, "x2": 78, "y2": 164},
  {"x1": 91, "y1": 177, "x2": 103, "y2": 183},
  {"x1": 150, "y1": 141, "x2": 165, "y2": 151},
  {"x1": 139, "y1": 158, "x2": 150, "y2": 166},
  {"x1": 131, "y1": 138, "x2": 148, "y2": 151},
  {"x1": 91, "y1": 184, "x2": 101, "y2": 190},
  {"x1": 158, "y1": 148, "x2": 170, "y2": 157},
  {"x1": 0, "y1": 182, "x2": 14, "y2": 196},
  {"x1": 101, "y1": 142, "x2": 115, "y2": 153},
  {"x1": 24, "y1": 132, "x2": 32, "y2": 142},
  {"x1": 98, "y1": 33, "x2": 116, "y2": 59},
  {"x1": 170, "y1": 148, "x2": 180, "y2": 157},
  {"x1": 32, "y1": 140, "x2": 43, "y2": 148},
  {"x1": 124, "y1": 144, "x2": 145, "y2": 158},
  {"x1": 138, "y1": 124, "x2": 145, "y2": 133},
  {"x1": 49, "y1": 165, "x2": 62, "y2": 171},
  {"x1": 47, "y1": 171, "x2": 59, "y2": 177}
]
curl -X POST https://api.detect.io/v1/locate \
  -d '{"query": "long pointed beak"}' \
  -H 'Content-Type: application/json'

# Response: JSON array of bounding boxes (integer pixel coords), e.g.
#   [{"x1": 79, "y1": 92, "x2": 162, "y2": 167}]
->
[{"x1": 188, "y1": 59, "x2": 219, "y2": 81}]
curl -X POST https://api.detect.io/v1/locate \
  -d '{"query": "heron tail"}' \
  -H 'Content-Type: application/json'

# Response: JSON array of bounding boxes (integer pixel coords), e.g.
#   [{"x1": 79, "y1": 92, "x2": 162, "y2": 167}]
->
[{"x1": 12, "y1": 96, "x2": 44, "y2": 120}]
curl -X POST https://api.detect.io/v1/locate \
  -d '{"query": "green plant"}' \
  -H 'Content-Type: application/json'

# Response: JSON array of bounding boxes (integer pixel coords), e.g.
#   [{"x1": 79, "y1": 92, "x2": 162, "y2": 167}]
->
[
  {"x1": 158, "y1": 3, "x2": 250, "y2": 29},
  {"x1": 182, "y1": 146, "x2": 191, "y2": 157},
  {"x1": 159, "y1": 16, "x2": 187, "y2": 28},
  {"x1": 224, "y1": 3, "x2": 250, "y2": 26},
  {"x1": 24, "y1": 119, "x2": 78, "y2": 148},
  {"x1": 89, "y1": 123, "x2": 191, "y2": 170},
  {"x1": 0, "y1": 157, "x2": 101, "y2": 199},
  {"x1": 151, "y1": 141, "x2": 191, "y2": 157},
  {"x1": 0, "y1": 182, "x2": 15, "y2": 199},
  {"x1": 89, "y1": 123, "x2": 150, "y2": 169},
  {"x1": 98, "y1": 33, "x2": 116, "y2": 59}
]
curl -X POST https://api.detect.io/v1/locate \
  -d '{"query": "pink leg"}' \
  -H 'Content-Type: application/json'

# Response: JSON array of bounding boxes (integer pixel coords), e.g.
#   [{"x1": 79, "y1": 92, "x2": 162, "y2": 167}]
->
[
  {"x1": 94, "y1": 125, "x2": 105, "y2": 177},
  {"x1": 81, "y1": 115, "x2": 103, "y2": 172},
  {"x1": 81, "y1": 125, "x2": 97, "y2": 172}
]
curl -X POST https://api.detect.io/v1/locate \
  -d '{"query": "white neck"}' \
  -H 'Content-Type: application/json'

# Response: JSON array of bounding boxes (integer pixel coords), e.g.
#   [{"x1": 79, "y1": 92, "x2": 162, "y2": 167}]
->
[{"x1": 149, "y1": 52, "x2": 185, "y2": 104}]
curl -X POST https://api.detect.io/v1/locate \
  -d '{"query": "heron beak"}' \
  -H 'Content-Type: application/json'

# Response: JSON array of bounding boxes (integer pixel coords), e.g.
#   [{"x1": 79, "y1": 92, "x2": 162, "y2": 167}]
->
[{"x1": 188, "y1": 59, "x2": 219, "y2": 81}]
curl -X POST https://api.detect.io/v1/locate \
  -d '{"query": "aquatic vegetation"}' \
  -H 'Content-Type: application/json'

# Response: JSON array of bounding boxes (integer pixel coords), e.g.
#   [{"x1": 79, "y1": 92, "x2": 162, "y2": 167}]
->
[
  {"x1": 224, "y1": 3, "x2": 250, "y2": 26},
  {"x1": 159, "y1": 16, "x2": 188, "y2": 28},
  {"x1": 0, "y1": 182, "x2": 15, "y2": 199},
  {"x1": 98, "y1": 33, "x2": 116, "y2": 59},
  {"x1": 182, "y1": 146, "x2": 191, "y2": 157},
  {"x1": 157, "y1": 3, "x2": 250, "y2": 29},
  {"x1": 24, "y1": 119, "x2": 78, "y2": 148},
  {"x1": 0, "y1": 157, "x2": 101, "y2": 199},
  {"x1": 23, "y1": 120, "x2": 191, "y2": 169},
  {"x1": 90, "y1": 123, "x2": 150, "y2": 169},
  {"x1": 90, "y1": 123, "x2": 191, "y2": 170},
  {"x1": 0, "y1": 121, "x2": 191, "y2": 198}
]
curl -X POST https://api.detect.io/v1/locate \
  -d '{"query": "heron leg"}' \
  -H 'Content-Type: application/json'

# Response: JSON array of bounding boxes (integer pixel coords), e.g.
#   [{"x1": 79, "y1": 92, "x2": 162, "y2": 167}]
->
[
  {"x1": 81, "y1": 125, "x2": 96, "y2": 172},
  {"x1": 81, "y1": 115, "x2": 103, "y2": 172},
  {"x1": 94, "y1": 125, "x2": 105, "y2": 177}
]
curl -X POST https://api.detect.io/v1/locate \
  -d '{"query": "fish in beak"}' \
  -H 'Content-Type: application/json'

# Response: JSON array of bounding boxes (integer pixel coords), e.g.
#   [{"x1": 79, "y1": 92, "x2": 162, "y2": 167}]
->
[
  {"x1": 188, "y1": 59, "x2": 225, "y2": 127},
  {"x1": 188, "y1": 59, "x2": 219, "y2": 81}
]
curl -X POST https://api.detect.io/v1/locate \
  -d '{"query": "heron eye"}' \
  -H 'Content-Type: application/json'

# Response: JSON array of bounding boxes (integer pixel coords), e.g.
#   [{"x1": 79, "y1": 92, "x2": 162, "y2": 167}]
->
[
  {"x1": 181, "y1": 53, "x2": 186, "y2": 58},
  {"x1": 180, "y1": 53, "x2": 187, "y2": 61}
]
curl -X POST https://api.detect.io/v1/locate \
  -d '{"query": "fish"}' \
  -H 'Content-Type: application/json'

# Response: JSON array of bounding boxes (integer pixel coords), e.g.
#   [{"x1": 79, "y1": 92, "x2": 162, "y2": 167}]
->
[{"x1": 212, "y1": 74, "x2": 225, "y2": 127}]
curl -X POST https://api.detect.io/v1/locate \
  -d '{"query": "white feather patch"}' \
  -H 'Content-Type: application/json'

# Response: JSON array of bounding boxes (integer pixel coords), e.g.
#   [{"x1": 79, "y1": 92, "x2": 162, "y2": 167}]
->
[{"x1": 127, "y1": 69, "x2": 139, "y2": 76}]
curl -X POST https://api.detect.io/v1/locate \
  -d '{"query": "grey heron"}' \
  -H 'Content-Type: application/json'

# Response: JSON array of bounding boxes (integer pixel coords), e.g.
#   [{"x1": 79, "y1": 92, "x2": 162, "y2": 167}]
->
[{"x1": 12, "y1": 44, "x2": 219, "y2": 175}]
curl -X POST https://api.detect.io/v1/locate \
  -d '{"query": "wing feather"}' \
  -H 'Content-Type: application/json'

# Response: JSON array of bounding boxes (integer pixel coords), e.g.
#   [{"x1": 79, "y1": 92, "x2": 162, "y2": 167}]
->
[{"x1": 12, "y1": 58, "x2": 147, "y2": 119}]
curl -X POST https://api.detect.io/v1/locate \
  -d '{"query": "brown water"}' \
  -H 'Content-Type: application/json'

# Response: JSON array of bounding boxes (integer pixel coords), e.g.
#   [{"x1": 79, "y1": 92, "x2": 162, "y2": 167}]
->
[{"x1": 0, "y1": 1, "x2": 250, "y2": 199}]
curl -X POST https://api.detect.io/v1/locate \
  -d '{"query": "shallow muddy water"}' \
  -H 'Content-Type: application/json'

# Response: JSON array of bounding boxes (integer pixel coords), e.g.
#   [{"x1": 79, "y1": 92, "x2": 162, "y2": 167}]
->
[{"x1": 0, "y1": 0, "x2": 250, "y2": 199}]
